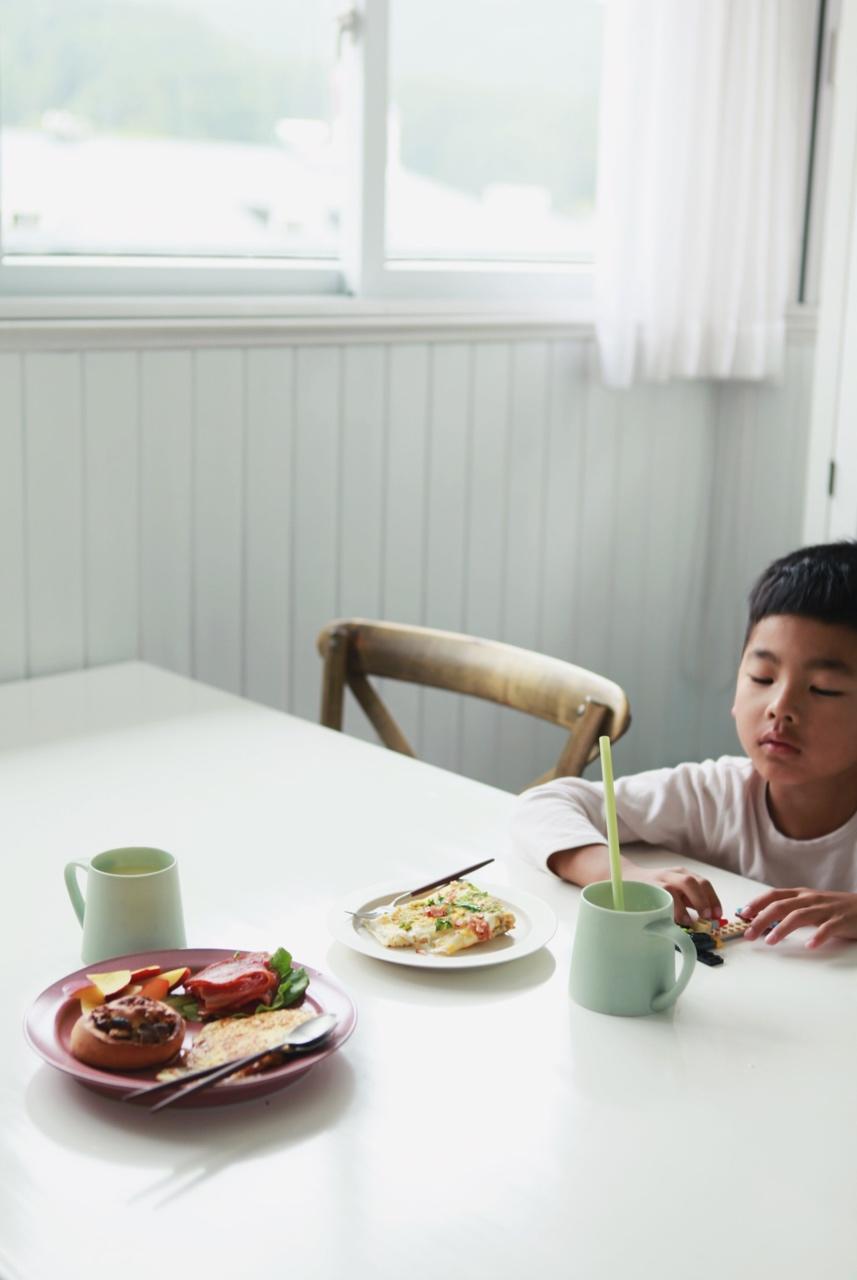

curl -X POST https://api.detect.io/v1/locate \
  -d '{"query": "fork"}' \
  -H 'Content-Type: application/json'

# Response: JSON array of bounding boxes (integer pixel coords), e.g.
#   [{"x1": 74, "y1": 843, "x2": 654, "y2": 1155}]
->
[
  {"x1": 345, "y1": 857, "x2": 494, "y2": 923},
  {"x1": 124, "y1": 1012, "x2": 338, "y2": 1110}
]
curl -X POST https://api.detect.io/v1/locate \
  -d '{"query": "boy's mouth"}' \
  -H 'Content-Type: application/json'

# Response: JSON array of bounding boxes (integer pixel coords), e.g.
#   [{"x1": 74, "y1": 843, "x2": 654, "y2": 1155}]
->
[{"x1": 759, "y1": 733, "x2": 800, "y2": 756}]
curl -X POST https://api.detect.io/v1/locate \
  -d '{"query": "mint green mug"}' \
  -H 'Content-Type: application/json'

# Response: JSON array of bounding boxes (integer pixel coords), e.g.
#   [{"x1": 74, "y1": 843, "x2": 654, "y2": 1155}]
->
[
  {"x1": 570, "y1": 880, "x2": 696, "y2": 1016},
  {"x1": 64, "y1": 847, "x2": 186, "y2": 964}
]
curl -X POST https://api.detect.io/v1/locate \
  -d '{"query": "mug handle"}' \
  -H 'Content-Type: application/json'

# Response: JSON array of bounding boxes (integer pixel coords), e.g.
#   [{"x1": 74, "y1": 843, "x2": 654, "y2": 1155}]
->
[
  {"x1": 646, "y1": 919, "x2": 696, "y2": 1012},
  {"x1": 64, "y1": 860, "x2": 89, "y2": 926}
]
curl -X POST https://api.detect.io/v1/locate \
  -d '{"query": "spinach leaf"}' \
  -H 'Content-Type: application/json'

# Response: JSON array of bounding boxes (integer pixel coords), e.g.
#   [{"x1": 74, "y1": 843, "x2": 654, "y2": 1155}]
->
[
  {"x1": 268, "y1": 947, "x2": 294, "y2": 981},
  {"x1": 256, "y1": 948, "x2": 310, "y2": 1013},
  {"x1": 165, "y1": 993, "x2": 199, "y2": 1020}
]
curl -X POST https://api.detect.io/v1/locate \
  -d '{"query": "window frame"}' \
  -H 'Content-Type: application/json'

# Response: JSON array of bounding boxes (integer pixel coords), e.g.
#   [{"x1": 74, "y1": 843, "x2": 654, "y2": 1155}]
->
[
  {"x1": 799, "y1": 0, "x2": 839, "y2": 307},
  {"x1": 0, "y1": 0, "x2": 828, "y2": 318},
  {"x1": 339, "y1": 0, "x2": 595, "y2": 304},
  {"x1": 0, "y1": 0, "x2": 599, "y2": 313}
]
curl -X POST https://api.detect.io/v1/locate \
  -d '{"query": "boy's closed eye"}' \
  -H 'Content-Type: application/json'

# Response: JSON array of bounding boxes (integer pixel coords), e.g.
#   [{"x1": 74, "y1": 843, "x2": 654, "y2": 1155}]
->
[{"x1": 748, "y1": 674, "x2": 845, "y2": 697}]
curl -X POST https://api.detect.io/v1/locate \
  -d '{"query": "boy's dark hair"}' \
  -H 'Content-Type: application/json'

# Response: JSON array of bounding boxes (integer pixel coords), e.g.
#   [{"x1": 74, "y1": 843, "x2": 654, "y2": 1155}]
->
[{"x1": 745, "y1": 541, "x2": 857, "y2": 645}]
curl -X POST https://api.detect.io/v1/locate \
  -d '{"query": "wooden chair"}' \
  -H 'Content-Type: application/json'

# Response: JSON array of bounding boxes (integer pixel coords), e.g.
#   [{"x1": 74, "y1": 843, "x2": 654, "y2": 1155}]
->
[{"x1": 317, "y1": 619, "x2": 630, "y2": 790}]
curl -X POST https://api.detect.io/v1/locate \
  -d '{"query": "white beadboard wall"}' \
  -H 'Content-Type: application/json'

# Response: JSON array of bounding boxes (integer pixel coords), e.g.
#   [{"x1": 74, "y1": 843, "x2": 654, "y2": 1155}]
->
[{"x1": 0, "y1": 326, "x2": 815, "y2": 791}]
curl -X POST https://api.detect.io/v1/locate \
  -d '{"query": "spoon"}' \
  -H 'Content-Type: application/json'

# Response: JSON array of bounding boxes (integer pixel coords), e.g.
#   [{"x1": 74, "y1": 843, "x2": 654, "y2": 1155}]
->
[{"x1": 125, "y1": 1012, "x2": 338, "y2": 1109}]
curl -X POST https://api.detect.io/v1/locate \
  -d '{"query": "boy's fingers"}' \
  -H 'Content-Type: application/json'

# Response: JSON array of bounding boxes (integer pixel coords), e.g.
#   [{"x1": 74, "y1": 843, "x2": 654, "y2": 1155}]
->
[
  {"x1": 740, "y1": 888, "x2": 798, "y2": 919},
  {"x1": 763, "y1": 906, "x2": 824, "y2": 945},
  {"x1": 702, "y1": 880, "x2": 723, "y2": 919},
  {"x1": 659, "y1": 872, "x2": 721, "y2": 925},
  {"x1": 806, "y1": 917, "x2": 844, "y2": 948},
  {"x1": 666, "y1": 888, "x2": 693, "y2": 925},
  {"x1": 679, "y1": 875, "x2": 721, "y2": 920},
  {"x1": 744, "y1": 902, "x2": 787, "y2": 938}
]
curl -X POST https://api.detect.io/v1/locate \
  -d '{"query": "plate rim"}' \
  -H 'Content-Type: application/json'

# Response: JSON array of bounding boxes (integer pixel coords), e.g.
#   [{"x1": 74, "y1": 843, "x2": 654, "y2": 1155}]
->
[
  {"x1": 24, "y1": 946, "x2": 357, "y2": 1105},
  {"x1": 327, "y1": 878, "x2": 557, "y2": 969}
]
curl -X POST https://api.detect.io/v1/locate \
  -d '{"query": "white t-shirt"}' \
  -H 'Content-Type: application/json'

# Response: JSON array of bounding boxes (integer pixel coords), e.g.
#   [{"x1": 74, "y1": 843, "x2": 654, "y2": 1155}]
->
[{"x1": 511, "y1": 755, "x2": 857, "y2": 893}]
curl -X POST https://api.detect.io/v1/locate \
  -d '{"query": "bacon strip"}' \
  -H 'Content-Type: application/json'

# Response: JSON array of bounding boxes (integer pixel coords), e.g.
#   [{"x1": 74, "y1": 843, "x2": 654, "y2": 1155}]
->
[{"x1": 185, "y1": 952, "x2": 278, "y2": 1014}]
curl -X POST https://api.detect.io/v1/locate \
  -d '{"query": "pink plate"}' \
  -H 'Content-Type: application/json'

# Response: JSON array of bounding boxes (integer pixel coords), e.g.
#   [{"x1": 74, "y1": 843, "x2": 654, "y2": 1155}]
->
[{"x1": 24, "y1": 948, "x2": 357, "y2": 1109}]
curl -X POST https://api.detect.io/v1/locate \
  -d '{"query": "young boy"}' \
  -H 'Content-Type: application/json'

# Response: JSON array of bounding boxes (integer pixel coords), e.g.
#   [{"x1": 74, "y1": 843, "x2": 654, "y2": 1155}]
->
[{"x1": 511, "y1": 541, "x2": 857, "y2": 949}]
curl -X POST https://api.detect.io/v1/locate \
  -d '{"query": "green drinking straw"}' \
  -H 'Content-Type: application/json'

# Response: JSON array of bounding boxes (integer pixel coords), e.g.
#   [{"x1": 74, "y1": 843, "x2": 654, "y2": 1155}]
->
[{"x1": 599, "y1": 734, "x2": 625, "y2": 911}]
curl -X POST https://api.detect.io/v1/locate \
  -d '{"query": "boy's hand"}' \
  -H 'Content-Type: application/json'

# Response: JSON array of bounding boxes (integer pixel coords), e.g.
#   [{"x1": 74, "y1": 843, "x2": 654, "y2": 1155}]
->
[
  {"x1": 741, "y1": 888, "x2": 857, "y2": 948},
  {"x1": 547, "y1": 847, "x2": 722, "y2": 924},
  {"x1": 644, "y1": 867, "x2": 722, "y2": 925}
]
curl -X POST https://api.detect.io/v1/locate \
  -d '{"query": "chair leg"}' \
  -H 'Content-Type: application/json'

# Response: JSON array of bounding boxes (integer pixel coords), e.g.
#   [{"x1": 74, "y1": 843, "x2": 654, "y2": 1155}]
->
[
  {"x1": 348, "y1": 673, "x2": 416, "y2": 757},
  {"x1": 320, "y1": 626, "x2": 349, "y2": 730}
]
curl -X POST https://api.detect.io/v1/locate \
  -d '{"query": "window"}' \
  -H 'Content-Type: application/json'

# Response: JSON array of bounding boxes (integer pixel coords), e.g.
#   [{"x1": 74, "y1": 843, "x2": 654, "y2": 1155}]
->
[
  {"x1": 0, "y1": 0, "x2": 603, "y2": 301},
  {"x1": 387, "y1": 0, "x2": 601, "y2": 263}
]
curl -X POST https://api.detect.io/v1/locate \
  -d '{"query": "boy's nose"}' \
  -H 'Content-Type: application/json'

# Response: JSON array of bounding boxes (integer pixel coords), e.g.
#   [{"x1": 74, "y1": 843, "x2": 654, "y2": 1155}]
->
[{"x1": 766, "y1": 693, "x2": 797, "y2": 722}]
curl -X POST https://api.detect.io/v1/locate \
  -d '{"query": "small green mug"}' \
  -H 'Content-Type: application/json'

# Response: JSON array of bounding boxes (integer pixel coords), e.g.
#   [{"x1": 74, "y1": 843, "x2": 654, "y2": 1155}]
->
[
  {"x1": 570, "y1": 880, "x2": 696, "y2": 1016},
  {"x1": 64, "y1": 847, "x2": 186, "y2": 964}
]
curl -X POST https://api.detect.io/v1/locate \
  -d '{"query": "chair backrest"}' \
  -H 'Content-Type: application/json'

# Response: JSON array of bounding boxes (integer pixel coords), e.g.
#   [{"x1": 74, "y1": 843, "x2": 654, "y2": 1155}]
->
[{"x1": 317, "y1": 619, "x2": 630, "y2": 790}]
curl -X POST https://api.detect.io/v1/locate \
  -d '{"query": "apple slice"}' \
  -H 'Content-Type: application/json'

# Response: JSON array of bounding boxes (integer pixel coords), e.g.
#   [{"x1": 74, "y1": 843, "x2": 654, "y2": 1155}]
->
[
  {"x1": 160, "y1": 966, "x2": 191, "y2": 990},
  {"x1": 72, "y1": 983, "x2": 108, "y2": 1013},
  {"x1": 71, "y1": 970, "x2": 149, "y2": 1012},
  {"x1": 138, "y1": 976, "x2": 169, "y2": 1001},
  {"x1": 71, "y1": 981, "x2": 141, "y2": 1010},
  {"x1": 85, "y1": 969, "x2": 133, "y2": 999},
  {"x1": 139, "y1": 968, "x2": 189, "y2": 1001},
  {"x1": 129, "y1": 964, "x2": 161, "y2": 982}
]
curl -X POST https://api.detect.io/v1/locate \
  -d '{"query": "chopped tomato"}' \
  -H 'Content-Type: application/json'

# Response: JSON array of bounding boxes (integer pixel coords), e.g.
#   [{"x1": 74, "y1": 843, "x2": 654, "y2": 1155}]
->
[{"x1": 471, "y1": 916, "x2": 491, "y2": 942}]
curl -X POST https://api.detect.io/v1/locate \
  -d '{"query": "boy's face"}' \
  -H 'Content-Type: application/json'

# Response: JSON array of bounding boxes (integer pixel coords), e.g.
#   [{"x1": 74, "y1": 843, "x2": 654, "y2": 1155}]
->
[{"x1": 733, "y1": 614, "x2": 857, "y2": 789}]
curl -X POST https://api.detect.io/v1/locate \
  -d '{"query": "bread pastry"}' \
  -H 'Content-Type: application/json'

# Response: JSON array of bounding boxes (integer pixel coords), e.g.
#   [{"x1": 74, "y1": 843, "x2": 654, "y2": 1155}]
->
[{"x1": 70, "y1": 994, "x2": 185, "y2": 1071}]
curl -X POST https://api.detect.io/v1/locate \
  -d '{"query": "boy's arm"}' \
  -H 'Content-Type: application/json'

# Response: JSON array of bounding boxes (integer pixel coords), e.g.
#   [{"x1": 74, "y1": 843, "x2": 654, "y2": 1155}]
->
[
  {"x1": 546, "y1": 844, "x2": 721, "y2": 923},
  {"x1": 512, "y1": 765, "x2": 727, "y2": 921},
  {"x1": 547, "y1": 844, "x2": 642, "y2": 885}
]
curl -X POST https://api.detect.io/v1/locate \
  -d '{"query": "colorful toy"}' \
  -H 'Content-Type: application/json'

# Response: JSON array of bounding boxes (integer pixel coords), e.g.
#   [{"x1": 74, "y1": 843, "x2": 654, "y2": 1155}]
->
[
  {"x1": 682, "y1": 914, "x2": 749, "y2": 967},
  {"x1": 689, "y1": 916, "x2": 750, "y2": 945},
  {"x1": 688, "y1": 932, "x2": 724, "y2": 966}
]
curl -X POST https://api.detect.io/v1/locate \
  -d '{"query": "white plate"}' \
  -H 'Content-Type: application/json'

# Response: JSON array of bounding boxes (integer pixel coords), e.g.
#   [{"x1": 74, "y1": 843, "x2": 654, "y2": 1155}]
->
[{"x1": 327, "y1": 879, "x2": 557, "y2": 969}]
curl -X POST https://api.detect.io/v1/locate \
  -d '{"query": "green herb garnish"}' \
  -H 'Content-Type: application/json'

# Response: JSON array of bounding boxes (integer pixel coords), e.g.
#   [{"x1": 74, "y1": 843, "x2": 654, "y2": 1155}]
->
[
  {"x1": 165, "y1": 993, "x2": 200, "y2": 1020},
  {"x1": 257, "y1": 947, "x2": 309, "y2": 1013},
  {"x1": 435, "y1": 918, "x2": 453, "y2": 932}
]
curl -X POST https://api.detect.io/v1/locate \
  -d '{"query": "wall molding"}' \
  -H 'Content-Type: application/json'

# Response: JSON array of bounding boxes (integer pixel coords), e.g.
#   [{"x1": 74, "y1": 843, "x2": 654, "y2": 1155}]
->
[{"x1": 0, "y1": 298, "x2": 816, "y2": 352}]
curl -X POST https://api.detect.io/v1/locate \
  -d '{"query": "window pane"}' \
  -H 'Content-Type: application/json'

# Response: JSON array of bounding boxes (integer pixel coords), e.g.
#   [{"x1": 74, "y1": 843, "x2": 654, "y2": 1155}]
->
[
  {"x1": 0, "y1": 0, "x2": 342, "y2": 259},
  {"x1": 387, "y1": 0, "x2": 603, "y2": 262}
]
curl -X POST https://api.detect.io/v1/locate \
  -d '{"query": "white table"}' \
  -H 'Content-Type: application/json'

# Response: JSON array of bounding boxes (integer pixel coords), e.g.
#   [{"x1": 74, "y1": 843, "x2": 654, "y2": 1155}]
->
[{"x1": 2, "y1": 663, "x2": 855, "y2": 1279}]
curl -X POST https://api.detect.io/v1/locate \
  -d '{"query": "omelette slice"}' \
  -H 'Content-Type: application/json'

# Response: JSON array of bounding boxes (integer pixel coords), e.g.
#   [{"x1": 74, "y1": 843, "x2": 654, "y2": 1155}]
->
[
  {"x1": 156, "y1": 1006, "x2": 314, "y2": 1082},
  {"x1": 364, "y1": 880, "x2": 515, "y2": 956}
]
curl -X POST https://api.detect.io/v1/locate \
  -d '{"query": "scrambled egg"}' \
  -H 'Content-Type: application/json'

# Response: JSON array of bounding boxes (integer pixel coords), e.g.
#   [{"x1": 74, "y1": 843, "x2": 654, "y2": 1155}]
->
[
  {"x1": 157, "y1": 1006, "x2": 314, "y2": 1082},
  {"x1": 365, "y1": 879, "x2": 515, "y2": 955}
]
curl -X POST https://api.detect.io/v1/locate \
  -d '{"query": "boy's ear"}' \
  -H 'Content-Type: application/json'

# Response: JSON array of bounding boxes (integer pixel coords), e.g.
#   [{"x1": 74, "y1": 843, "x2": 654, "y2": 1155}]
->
[{"x1": 730, "y1": 702, "x2": 737, "y2": 720}]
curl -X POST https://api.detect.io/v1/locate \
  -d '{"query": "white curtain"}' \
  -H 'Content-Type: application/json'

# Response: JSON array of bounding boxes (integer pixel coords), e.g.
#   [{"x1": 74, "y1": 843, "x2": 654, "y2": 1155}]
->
[{"x1": 594, "y1": 0, "x2": 817, "y2": 387}]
